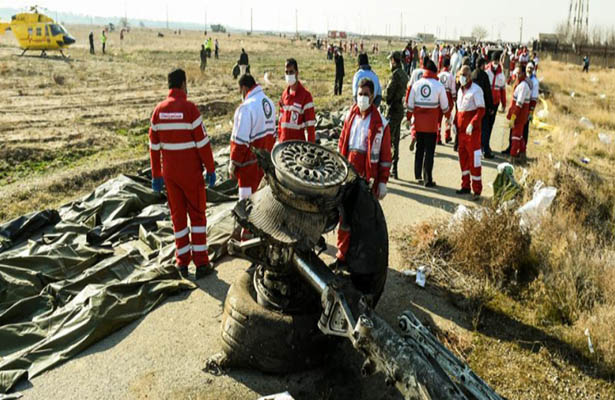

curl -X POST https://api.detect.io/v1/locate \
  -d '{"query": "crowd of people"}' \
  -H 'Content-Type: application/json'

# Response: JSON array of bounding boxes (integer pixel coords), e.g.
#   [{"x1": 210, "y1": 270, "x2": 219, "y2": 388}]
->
[{"x1": 146, "y1": 38, "x2": 541, "y2": 277}]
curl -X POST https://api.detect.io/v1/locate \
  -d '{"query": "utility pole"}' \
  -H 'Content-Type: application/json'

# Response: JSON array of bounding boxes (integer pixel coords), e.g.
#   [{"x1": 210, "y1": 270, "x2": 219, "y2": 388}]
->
[
  {"x1": 250, "y1": 8, "x2": 253, "y2": 34},
  {"x1": 166, "y1": 5, "x2": 169, "y2": 30},
  {"x1": 519, "y1": 17, "x2": 523, "y2": 44},
  {"x1": 295, "y1": 9, "x2": 298, "y2": 38},
  {"x1": 400, "y1": 12, "x2": 403, "y2": 39}
]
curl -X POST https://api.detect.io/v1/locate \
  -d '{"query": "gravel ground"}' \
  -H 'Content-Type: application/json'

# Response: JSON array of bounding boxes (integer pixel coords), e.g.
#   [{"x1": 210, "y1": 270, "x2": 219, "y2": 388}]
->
[{"x1": 16, "y1": 120, "x2": 508, "y2": 400}]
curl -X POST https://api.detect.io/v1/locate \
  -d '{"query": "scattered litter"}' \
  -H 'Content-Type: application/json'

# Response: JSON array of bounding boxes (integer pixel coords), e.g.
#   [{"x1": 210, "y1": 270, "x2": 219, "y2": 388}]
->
[
  {"x1": 581, "y1": 157, "x2": 591, "y2": 164},
  {"x1": 590, "y1": 76, "x2": 598, "y2": 83},
  {"x1": 258, "y1": 392, "x2": 295, "y2": 400},
  {"x1": 599, "y1": 94, "x2": 607, "y2": 100},
  {"x1": 585, "y1": 329, "x2": 595, "y2": 354},
  {"x1": 516, "y1": 181, "x2": 557, "y2": 230},
  {"x1": 598, "y1": 132, "x2": 612, "y2": 145},
  {"x1": 579, "y1": 117, "x2": 595, "y2": 130},
  {"x1": 534, "y1": 140, "x2": 540, "y2": 145},
  {"x1": 0, "y1": 393, "x2": 23, "y2": 400},
  {"x1": 215, "y1": 124, "x2": 222, "y2": 130},
  {"x1": 570, "y1": 91, "x2": 576, "y2": 98},
  {"x1": 536, "y1": 109, "x2": 549, "y2": 120},
  {"x1": 554, "y1": 161, "x2": 561, "y2": 170},
  {"x1": 263, "y1": 72, "x2": 272, "y2": 85},
  {"x1": 416, "y1": 266, "x2": 427, "y2": 287}
]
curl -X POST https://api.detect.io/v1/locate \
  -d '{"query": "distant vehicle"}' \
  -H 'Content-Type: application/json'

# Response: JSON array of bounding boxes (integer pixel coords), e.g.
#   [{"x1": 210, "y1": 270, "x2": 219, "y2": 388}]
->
[{"x1": 0, "y1": 6, "x2": 76, "y2": 57}]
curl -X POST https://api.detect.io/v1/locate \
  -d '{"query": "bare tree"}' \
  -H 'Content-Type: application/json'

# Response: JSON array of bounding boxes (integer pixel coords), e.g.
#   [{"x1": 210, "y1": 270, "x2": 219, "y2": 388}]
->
[
  {"x1": 555, "y1": 21, "x2": 570, "y2": 42},
  {"x1": 591, "y1": 26, "x2": 604, "y2": 45},
  {"x1": 119, "y1": 17, "x2": 129, "y2": 29},
  {"x1": 471, "y1": 26, "x2": 488, "y2": 41}
]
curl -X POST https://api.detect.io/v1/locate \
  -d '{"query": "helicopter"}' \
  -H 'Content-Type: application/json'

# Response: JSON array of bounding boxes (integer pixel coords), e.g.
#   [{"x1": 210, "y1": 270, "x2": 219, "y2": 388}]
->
[{"x1": 0, "y1": 6, "x2": 76, "y2": 58}]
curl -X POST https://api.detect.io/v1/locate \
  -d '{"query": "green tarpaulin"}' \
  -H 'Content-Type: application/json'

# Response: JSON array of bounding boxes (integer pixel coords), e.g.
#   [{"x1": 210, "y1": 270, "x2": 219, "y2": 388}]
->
[{"x1": 0, "y1": 168, "x2": 237, "y2": 395}]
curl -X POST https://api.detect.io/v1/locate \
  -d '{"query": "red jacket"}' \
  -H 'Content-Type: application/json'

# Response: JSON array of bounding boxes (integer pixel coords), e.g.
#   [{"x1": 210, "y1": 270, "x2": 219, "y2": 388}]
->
[
  {"x1": 338, "y1": 104, "x2": 392, "y2": 185},
  {"x1": 230, "y1": 85, "x2": 276, "y2": 187},
  {"x1": 405, "y1": 70, "x2": 451, "y2": 136},
  {"x1": 455, "y1": 82, "x2": 486, "y2": 135},
  {"x1": 485, "y1": 62, "x2": 507, "y2": 108},
  {"x1": 278, "y1": 81, "x2": 316, "y2": 143},
  {"x1": 507, "y1": 76, "x2": 531, "y2": 125},
  {"x1": 149, "y1": 89, "x2": 215, "y2": 180}
]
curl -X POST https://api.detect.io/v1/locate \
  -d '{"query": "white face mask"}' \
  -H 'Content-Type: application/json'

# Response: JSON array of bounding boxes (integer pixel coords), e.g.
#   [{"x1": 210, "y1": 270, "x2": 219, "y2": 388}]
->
[
  {"x1": 460, "y1": 75, "x2": 468, "y2": 86},
  {"x1": 285, "y1": 74, "x2": 297, "y2": 85},
  {"x1": 357, "y1": 95, "x2": 371, "y2": 112}
]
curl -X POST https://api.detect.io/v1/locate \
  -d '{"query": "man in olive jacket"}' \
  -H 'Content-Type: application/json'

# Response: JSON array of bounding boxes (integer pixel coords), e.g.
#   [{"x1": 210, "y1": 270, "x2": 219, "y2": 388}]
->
[{"x1": 385, "y1": 51, "x2": 409, "y2": 179}]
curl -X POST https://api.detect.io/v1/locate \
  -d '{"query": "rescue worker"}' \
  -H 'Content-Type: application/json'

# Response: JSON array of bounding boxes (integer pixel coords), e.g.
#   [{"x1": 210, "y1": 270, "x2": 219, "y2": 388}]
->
[
  {"x1": 524, "y1": 62, "x2": 540, "y2": 152},
  {"x1": 471, "y1": 57, "x2": 495, "y2": 156},
  {"x1": 238, "y1": 48, "x2": 249, "y2": 76},
  {"x1": 278, "y1": 58, "x2": 316, "y2": 143},
  {"x1": 454, "y1": 66, "x2": 486, "y2": 200},
  {"x1": 506, "y1": 65, "x2": 532, "y2": 163},
  {"x1": 205, "y1": 37, "x2": 213, "y2": 58},
  {"x1": 335, "y1": 78, "x2": 392, "y2": 268},
  {"x1": 229, "y1": 74, "x2": 276, "y2": 200},
  {"x1": 385, "y1": 51, "x2": 409, "y2": 179},
  {"x1": 149, "y1": 69, "x2": 217, "y2": 279},
  {"x1": 352, "y1": 53, "x2": 382, "y2": 106},
  {"x1": 89, "y1": 31, "x2": 95, "y2": 54},
  {"x1": 437, "y1": 57, "x2": 456, "y2": 145},
  {"x1": 483, "y1": 52, "x2": 507, "y2": 158},
  {"x1": 101, "y1": 30, "x2": 107, "y2": 54},
  {"x1": 200, "y1": 44, "x2": 207, "y2": 72},
  {"x1": 583, "y1": 55, "x2": 590, "y2": 73},
  {"x1": 334, "y1": 48, "x2": 345, "y2": 95},
  {"x1": 406, "y1": 59, "x2": 450, "y2": 187},
  {"x1": 214, "y1": 39, "x2": 219, "y2": 59},
  {"x1": 500, "y1": 48, "x2": 511, "y2": 80}
]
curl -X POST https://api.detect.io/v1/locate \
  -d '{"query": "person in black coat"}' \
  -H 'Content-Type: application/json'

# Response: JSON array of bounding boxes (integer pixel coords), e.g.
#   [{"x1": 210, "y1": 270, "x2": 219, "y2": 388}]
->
[
  {"x1": 471, "y1": 57, "x2": 496, "y2": 157},
  {"x1": 334, "y1": 48, "x2": 345, "y2": 95}
]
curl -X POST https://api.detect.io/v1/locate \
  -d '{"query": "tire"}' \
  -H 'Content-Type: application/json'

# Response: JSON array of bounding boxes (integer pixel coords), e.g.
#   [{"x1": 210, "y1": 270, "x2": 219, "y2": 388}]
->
[{"x1": 220, "y1": 268, "x2": 334, "y2": 373}]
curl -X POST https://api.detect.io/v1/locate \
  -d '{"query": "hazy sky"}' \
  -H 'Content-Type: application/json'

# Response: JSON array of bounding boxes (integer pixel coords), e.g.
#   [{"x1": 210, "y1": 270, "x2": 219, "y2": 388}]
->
[{"x1": 4, "y1": 0, "x2": 614, "y2": 41}]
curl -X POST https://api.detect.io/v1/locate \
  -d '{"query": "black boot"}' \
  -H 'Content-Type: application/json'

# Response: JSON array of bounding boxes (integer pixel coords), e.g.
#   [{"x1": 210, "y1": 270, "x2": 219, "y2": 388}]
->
[
  {"x1": 195, "y1": 263, "x2": 214, "y2": 280},
  {"x1": 456, "y1": 188, "x2": 471, "y2": 195},
  {"x1": 178, "y1": 265, "x2": 189, "y2": 278}
]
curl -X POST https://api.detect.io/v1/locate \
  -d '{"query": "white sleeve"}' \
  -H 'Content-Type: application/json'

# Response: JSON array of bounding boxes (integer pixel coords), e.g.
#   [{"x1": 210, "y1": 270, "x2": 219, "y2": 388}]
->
[
  {"x1": 439, "y1": 86, "x2": 449, "y2": 113},
  {"x1": 474, "y1": 86, "x2": 485, "y2": 109},
  {"x1": 407, "y1": 85, "x2": 416, "y2": 112},
  {"x1": 231, "y1": 105, "x2": 253, "y2": 146}
]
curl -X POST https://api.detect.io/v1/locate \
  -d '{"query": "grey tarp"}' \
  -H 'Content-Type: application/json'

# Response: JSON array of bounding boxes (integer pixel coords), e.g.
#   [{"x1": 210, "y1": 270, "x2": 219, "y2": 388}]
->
[{"x1": 0, "y1": 166, "x2": 238, "y2": 395}]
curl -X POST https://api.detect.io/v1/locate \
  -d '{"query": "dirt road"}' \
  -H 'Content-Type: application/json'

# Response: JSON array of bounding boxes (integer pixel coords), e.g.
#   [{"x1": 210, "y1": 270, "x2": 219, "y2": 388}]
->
[{"x1": 15, "y1": 119, "x2": 511, "y2": 399}]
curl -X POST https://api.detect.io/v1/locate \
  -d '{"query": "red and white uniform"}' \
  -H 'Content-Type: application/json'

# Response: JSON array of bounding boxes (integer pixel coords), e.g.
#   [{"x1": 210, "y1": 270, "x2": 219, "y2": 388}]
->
[
  {"x1": 149, "y1": 89, "x2": 215, "y2": 267},
  {"x1": 336, "y1": 104, "x2": 392, "y2": 261},
  {"x1": 278, "y1": 81, "x2": 316, "y2": 143},
  {"x1": 455, "y1": 82, "x2": 486, "y2": 195},
  {"x1": 437, "y1": 68, "x2": 456, "y2": 142},
  {"x1": 507, "y1": 77, "x2": 532, "y2": 157},
  {"x1": 438, "y1": 47, "x2": 449, "y2": 71},
  {"x1": 231, "y1": 85, "x2": 276, "y2": 199},
  {"x1": 529, "y1": 74, "x2": 539, "y2": 112},
  {"x1": 405, "y1": 70, "x2": 451, "y2": 136},
  {"x1": 485, "y1": 62, "x2": 507, "y2": 110}
]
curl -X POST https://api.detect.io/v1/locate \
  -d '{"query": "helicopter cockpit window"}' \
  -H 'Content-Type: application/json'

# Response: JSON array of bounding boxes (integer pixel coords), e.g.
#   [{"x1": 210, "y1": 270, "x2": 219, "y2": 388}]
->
[
  {"x1": 50, "y1": 24, "x2": 66, "y2": 36},
  {"x1": 36, "y1": 27, "x2": 42, "y2": 36}
]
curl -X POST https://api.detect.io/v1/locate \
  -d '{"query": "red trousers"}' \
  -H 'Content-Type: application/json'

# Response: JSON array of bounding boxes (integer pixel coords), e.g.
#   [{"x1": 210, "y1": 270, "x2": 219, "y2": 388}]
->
[
  {"x1": 336, "y1": 220, "x2": 351, "y2": 261},
  {"x1": 458, "y1": 131, "x2": 483, "y2": 195},
  {"x1": 510, "y1": 119, "x2": 527, "y2": 157},
  {"x1": 165, "y1": 175, "x2": 209, "y2": 267},
  {"x1": 237, "y1": 163, "x2": 264, "y2": 197}
]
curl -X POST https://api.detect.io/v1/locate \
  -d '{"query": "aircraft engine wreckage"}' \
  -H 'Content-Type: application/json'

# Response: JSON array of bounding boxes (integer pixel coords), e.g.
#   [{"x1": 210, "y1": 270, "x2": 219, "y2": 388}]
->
[{"x1": 207, "y1": 141, "x2": 503, "y2": 400}]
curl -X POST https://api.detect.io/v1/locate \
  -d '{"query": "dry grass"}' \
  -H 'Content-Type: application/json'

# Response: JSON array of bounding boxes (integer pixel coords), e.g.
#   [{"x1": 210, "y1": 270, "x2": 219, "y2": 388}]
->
[
  {"x1": 398, "y1": 59, "x2": 615, "y2": 393},
  {"x1": 0, "y1": 25, "x2": 403, "y2": 221}
]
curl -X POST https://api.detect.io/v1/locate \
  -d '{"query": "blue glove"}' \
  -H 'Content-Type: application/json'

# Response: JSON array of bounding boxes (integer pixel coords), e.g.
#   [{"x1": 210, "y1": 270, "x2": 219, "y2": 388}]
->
[
  {"x1": 206, "y1": 171, "x2": 216, "y2": 188},
  {"x1": 152, "y1": 177, "x2": 164, "y2": 193}
]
